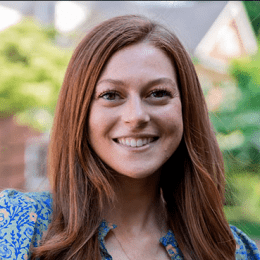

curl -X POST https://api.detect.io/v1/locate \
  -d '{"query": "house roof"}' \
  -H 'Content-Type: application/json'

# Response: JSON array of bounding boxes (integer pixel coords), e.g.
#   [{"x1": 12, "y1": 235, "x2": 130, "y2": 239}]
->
[
  {"x1": 81, "y1": 1, "x2": 228, "y2": 55},
  {"x1": 146, "y1": 1, "x2": 228, "y2": 54},
  {"x1": 194, "y1": 1, "x2": 258, "y2": 73},
  {"x1": 2, "y1": 1, "x2": 255, "y2": 60}
]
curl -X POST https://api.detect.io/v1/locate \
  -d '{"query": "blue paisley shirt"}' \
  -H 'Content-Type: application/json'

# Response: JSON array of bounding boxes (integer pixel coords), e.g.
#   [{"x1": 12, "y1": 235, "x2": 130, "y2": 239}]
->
[{"x1": 0, "y1": 189, "x2": 260, "y2": 260}]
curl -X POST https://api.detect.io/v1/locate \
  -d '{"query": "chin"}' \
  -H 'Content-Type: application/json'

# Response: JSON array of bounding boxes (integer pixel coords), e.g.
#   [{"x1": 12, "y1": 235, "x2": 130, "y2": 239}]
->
[{"x1": 114, "y1": 167, "x2": 161, "y2": 180}]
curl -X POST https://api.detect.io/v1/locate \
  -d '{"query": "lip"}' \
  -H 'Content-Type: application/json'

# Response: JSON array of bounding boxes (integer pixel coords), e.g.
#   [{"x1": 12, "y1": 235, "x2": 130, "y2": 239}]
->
[{"x1": 113, "y1": 134, "x2": 159, "y2": 139}]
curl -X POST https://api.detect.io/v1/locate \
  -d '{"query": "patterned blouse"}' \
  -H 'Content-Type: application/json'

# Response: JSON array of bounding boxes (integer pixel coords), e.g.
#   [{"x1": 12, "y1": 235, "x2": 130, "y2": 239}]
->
[{"x1": 0, "y1": 189, "x2": 260, "y2": 260}]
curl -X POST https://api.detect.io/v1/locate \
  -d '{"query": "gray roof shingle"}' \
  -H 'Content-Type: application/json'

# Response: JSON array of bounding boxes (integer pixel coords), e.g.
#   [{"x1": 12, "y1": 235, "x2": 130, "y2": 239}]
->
[
  {"x1": 85, "y1": 1, "x2": 228, "y2": 54},
  {"x1": 0, "y1": 1, "x2": 228, "y2": 54},
  {"x1": 147, "y1": 1, "x2": 228, "y2": 53}
]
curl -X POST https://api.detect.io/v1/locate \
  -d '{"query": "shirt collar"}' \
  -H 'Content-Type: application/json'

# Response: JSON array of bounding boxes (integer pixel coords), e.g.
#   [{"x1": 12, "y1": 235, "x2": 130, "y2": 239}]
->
[
  {"x1": 160, "y1": 229, "x2": 183, "y2": 258},
  {"x1": 98, "y1": 219, "x2": 117, "y2": 258},
  {"x1": 98, "y1": 219, "x2": 182, "y2": 259}
]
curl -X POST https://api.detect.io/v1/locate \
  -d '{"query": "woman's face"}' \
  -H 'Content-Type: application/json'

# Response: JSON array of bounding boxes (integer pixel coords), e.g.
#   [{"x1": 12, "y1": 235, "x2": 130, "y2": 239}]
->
[{"x1": 88, "y1": 43, "x2": 183, "y2": 179}]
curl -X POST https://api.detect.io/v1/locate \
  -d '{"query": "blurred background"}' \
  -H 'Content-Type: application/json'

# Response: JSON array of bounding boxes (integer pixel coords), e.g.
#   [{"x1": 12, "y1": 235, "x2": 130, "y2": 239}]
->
[{"x1": 0, "y1": 0, "x2": 260, "y2": 241}]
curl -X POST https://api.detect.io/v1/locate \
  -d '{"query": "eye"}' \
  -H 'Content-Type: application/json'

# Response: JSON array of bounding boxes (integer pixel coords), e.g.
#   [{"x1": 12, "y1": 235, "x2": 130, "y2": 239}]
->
[
  {"x1": 149, "y1": 89, "x2": 172, "y2": 98},
  {"x1": 99, "y1": 90, "x2": 121, "y2": 101}
]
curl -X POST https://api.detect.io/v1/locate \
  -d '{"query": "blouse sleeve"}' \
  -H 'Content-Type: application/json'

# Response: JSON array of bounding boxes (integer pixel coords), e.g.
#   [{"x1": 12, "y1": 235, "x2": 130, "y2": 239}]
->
[
  {"x1": 0, "y1": 189, "x2": 53, "y2": 260},
  {"x1": 230, "y1": 225, "x2": 260, "y2": 260}
]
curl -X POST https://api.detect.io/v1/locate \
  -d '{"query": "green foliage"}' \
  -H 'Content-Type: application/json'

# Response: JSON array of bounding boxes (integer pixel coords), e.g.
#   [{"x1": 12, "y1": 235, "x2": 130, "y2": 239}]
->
[
  {"x1": 243, "y1": 1, "x2": 260, "y2": 36},
  {"x1": 191, "y1": 55, "x2": 199, "y2": 65},
  {"x1": 0, "y1": 18, "x2": 72, "y2": 132},
  {"x1": 209, "y1": 47, "x2": 260, "y2": 174},
  {"x1": 3, "y1": 43, "x2": 29, "y2": 64},
  {"x1": 225, "y1": 173, "x2": 260, "y2": 207},
  {"x1": 225, "y1": 173, "x2": 260, "y2": 238},
  {"x1": 225, "y1": 173, "x2": 260, "y2": 236}
]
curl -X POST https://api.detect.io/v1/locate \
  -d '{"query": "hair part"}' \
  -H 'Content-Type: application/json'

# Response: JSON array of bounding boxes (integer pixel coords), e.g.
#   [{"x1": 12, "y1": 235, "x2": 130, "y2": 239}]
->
[{"x1": 32, "y1": 15, "x2": 236, "y2": 260}]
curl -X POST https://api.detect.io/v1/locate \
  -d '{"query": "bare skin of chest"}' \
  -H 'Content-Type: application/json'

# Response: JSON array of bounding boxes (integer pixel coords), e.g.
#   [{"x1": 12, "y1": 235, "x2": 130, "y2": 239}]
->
[{"x1": 105, "y1": 231, "x2": 171, "y2": 260}]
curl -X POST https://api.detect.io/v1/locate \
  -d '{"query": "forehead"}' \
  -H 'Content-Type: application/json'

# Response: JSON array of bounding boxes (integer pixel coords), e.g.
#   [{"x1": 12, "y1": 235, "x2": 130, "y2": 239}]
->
[{"x1": 98, "y1": 43, "x2": 177, "y2": 85}]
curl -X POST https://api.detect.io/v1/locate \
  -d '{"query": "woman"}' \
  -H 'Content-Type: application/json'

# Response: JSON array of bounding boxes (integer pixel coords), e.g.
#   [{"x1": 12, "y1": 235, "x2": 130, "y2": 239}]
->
[{"x1": 0, "y1": 15, "x2": 259, "y2": 260}]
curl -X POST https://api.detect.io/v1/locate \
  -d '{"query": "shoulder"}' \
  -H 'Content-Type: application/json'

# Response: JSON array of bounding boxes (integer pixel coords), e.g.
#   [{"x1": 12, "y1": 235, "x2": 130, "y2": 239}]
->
[
  {"x1": 0, "y1": 189, "x2": 53, "y2": 259},
  {"x1": 230, "y1": 225, "x2": 260, "y2": 260},
  {"x1": 0, "y1": 189, "x2": 53, "y2": 224},
  {"x1": 0, "y1": 188, "x2": 52, "y2": 207}
]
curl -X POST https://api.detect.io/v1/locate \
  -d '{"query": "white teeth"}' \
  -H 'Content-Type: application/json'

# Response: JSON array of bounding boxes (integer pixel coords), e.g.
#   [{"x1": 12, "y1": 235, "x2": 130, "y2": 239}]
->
[
  {"x1": 136, "y1": 139, "x2": 143, "y2": 147},
  {"x1": 131, "y1": 139, "x2": 136, "y2": 147},
  {"x1": 126, "y1": 139, "x2": 131, "y2": 146},
  {"x1": 116, "y1": 137, "x2": 156, "y2": 147}
]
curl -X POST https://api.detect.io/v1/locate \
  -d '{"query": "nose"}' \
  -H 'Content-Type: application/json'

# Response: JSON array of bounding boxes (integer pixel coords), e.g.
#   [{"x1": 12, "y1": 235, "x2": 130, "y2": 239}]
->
[{"x1": 122, "y1": 96, "x2": 150, "y2": 127}]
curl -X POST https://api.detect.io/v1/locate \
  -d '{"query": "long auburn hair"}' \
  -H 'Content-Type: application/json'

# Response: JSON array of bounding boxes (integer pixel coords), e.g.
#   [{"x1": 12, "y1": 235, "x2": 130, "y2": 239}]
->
[{"x1": 32, "y1": 15, "x2": 236, "y2": 260}]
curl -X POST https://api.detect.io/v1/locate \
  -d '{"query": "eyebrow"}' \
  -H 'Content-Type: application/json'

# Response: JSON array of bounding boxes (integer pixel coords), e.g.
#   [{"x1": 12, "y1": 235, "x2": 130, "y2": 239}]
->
[{"x1": 96, "y1": 77, "x2": 178, "y2": 89}]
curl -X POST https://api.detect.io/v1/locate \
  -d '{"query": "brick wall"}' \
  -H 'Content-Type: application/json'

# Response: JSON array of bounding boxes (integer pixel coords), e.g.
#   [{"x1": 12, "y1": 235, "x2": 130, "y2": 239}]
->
[{"x1": 0, "y1": 115, "x2": 41, "y2": 191}]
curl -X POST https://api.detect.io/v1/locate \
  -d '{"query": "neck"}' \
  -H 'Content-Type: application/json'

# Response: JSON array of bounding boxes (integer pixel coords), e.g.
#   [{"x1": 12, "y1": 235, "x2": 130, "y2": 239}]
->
[{"x1": 105, "y1": 171, "x2": 167, "y2": 235}]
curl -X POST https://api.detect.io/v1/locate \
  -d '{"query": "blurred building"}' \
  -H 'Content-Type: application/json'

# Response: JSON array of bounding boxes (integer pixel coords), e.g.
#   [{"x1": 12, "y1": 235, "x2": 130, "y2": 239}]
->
[
  {"x1": 0, "y1": 115, "x2": 42, "y2": 190},
  {"x1": 0, "y1": 1, "x2": 257, "y2": 191}
]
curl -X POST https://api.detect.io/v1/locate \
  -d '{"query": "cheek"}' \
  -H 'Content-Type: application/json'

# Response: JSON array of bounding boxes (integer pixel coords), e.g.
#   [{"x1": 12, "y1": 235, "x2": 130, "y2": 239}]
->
[
  {"x1": 155, "y1": 101, "x2": 183, "y2": 135},
  {"x1": 88, "y1": 106, "x2": 103, "y2": 145},
  {"x1": 157, "y1": 102, "x2": 183, "y2": 159},
  {"x1": 88, "y1": 105, "x2": 117, "y2": 143}
]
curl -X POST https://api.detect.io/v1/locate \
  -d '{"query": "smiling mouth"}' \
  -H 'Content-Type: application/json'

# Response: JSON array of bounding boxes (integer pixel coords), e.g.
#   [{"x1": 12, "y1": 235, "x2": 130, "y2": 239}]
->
[{"x1": 113, "y1": 137, "x2": 159, "y2": 148}]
